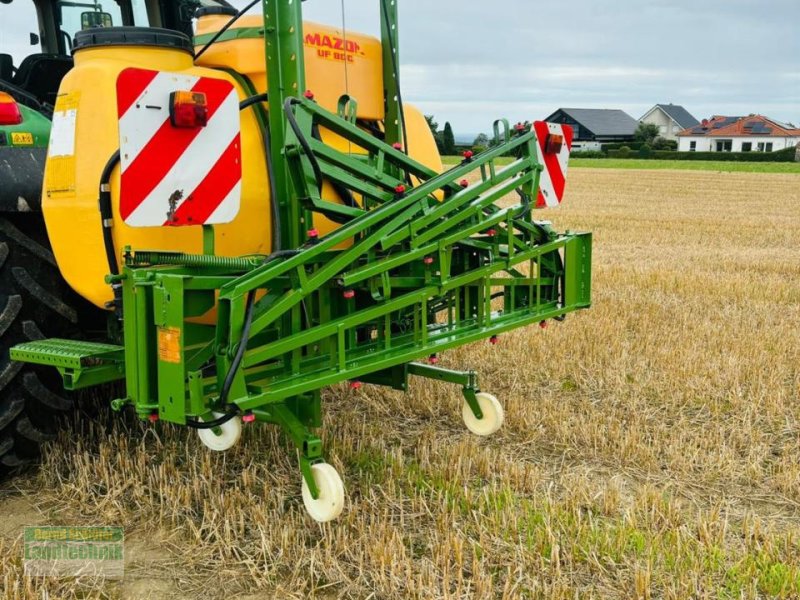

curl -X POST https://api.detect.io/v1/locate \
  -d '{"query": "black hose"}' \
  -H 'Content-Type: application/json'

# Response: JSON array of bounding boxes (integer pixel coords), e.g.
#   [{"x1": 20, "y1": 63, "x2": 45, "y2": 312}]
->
[
  {"x1": 99, "y1": 151, "x2": 122, "y2": 314},
  {"x1": 239, "y1": 92, "x2": 283, "y2": 251},
  {"x1": 185, "y1": 249, "x2": 301, "y2": 430},
  {"x1": 195, "y1": 0, "x2": 260, "y2": 60},
  {"x1": 284, "y1": 97, "x2": 324, "y2": 190},
  {"x1": 239, "y1": 92, "x2": 269, "y2": 111},
  {"x1": 186, "y1": 289, "x2": 254, "y2": 429},
  {"x1": 285, "y1": 97, "x2": 360, "y2": 212}
]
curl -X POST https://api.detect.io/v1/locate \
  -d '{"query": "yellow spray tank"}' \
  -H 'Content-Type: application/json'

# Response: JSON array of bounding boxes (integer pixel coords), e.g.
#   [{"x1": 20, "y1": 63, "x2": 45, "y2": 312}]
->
[{"x1": 43, "y1": 20, "x2": 441, "y2": 310}]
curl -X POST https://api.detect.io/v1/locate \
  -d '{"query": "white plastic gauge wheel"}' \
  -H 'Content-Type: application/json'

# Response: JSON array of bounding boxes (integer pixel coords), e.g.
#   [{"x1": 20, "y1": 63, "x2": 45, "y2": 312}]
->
[
  {"x1": 462, "y1": 392, "x2": 505, "y2": 437},
  {"x1": 197, "y1": 412, "x2": 242, "y2": 451},
  {"x1": 301, "y1": 463, "x2": 345, "y2": 523}
]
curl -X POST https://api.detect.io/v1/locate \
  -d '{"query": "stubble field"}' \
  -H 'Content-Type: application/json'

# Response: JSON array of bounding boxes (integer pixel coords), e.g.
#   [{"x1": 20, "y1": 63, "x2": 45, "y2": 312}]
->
[{"x1": 1, "y1": 167, "x2": 799, "y2": 599}]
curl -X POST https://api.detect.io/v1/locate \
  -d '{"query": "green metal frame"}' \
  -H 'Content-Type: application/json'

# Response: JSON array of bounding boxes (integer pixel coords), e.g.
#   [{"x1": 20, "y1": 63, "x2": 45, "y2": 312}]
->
[{"x1": 11, "y1": 0, "x2": 592, "y2": 499}]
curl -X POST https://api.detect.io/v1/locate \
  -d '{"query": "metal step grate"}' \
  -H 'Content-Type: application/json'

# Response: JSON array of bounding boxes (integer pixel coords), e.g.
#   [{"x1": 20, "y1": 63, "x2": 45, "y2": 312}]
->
[{"x1": 11, "y1": 339, "x2": 124, "y2": 369}]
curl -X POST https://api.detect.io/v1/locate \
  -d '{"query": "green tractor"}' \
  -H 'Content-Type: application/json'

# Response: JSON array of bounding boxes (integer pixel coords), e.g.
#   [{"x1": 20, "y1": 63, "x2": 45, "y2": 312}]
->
[{"x1": 0, "y1": 0, "x2": 229, "y2": 468}]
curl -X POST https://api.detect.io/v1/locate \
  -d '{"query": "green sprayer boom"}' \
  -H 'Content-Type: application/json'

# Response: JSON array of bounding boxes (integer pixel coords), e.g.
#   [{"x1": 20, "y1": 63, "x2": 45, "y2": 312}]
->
[{"x1": 12, "y1": 0, "x2": 591, "y2": 522}]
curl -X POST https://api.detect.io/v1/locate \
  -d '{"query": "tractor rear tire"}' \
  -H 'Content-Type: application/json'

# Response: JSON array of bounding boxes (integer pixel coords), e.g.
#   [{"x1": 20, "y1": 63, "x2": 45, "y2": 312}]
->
[{"x1": 0, "y1": 214, "x2": 98, "y2": 473}]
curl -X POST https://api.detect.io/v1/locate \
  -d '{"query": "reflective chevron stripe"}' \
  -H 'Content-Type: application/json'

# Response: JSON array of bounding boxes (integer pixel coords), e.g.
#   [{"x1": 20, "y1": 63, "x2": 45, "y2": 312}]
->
[{"x1": 116, "y1": 68, "x2": 241, "y2": 227}]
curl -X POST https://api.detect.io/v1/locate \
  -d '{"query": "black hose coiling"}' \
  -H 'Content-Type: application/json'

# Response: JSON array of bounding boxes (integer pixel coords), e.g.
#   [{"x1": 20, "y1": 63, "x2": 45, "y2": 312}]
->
[
  {"x1": 186, "y1": 289, "x2": 255, "y2": 429},
  {"x1": 285, "y1": 97, "x2": 360, "y2": 212},
  {"x1": 99, "y1": 151, "x2": 122, "y2": 315},
  {"x1": 239, "y1": 92, "x2": 269, "y2": 111},
  {"x1": 184, "y1": 249, "x2": 300, "y2": 430},
  {"x1": 99, "y1": 151, "x2": 121, "y2": 276},
  {"x1": 284, "y1": 97, "x2": 324, "y2": 190},
  {"x1": 186, "y1": 406, "x2": 240, "y2": 430}
]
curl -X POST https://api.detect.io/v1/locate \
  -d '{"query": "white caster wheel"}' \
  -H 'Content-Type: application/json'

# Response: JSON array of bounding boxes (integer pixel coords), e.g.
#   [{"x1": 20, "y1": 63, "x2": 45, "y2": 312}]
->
[
  {"x1": 301, "y1": 463, "x2": 345, "y2": 523},
  {"x1": 462, "y1": 392, "x2": 504, "y2": 437},
  {"x1": 197, "y1": 412, "x2": 242, "y2": 451}
]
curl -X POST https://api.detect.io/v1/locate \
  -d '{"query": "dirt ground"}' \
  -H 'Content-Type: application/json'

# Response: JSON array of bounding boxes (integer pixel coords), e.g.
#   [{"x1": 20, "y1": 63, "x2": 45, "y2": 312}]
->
[{"x1": 1, "y1": 167, "x2": 799, "y2": 599}]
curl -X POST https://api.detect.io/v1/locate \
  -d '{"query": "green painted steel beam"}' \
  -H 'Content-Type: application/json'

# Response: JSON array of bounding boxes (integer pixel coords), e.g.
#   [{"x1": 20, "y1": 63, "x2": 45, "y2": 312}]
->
[
  {"x1": 263, "y1": 0, "x2": 306, "y2": 249},
  {"x1": 380, "y1": 0, "x2": 402, "y2": 147},
  {"x1": 237, "y1": 302, "x2": 568, "y2": 408}
]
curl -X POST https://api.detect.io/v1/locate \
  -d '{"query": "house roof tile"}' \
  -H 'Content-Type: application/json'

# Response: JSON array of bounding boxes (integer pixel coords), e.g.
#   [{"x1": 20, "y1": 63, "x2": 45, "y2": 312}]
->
[
  {"x1": 678, "y1": 115, "x2": 800, "y2": 137},
  {"x1": 653, "y1": 104, "x2": 699, "y2": 129},
  {"x1": 550, "y1": 108, "x2": 638, "y2": 137}
]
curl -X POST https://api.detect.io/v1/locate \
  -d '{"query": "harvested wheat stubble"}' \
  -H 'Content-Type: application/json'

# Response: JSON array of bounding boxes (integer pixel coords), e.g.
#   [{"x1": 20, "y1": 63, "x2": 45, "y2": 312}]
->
[{"x1": 2, "y1": 168, "x2": 800, "y2": 599}]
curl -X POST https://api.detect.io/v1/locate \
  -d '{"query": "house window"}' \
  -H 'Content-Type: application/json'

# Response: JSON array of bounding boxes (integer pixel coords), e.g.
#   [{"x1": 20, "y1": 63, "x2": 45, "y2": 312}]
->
[
  {"x1": 715, "y1": 140, "x2": 732, "y2": 152},
  {"x1": 689, "y1": 141, "x2": 697, "y2": 151},
  {"x1": 765, "y1": 142, "x2": 773, "y2": 152},
  {"x1": 757, "y1": 142, "x2": 764, "y2": 151},
  {"x1": 741, "y1": 142, "x2": 752, "y2": 152}
]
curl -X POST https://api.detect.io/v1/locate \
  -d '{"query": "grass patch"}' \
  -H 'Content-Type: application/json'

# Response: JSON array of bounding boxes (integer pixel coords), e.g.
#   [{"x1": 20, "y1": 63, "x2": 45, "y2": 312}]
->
[{"x1": 442, "y1": 155, "x2": 800, "y2": 173}]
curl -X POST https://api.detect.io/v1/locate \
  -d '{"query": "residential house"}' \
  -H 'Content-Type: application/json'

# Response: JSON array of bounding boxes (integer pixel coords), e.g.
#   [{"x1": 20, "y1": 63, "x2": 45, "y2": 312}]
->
[
  {"x1": 639, "y1": 104, "x2": 699, "y2": 141},
  {"x1": 544, "y1": 108, "x2": 638, "y2": 152},
  {"x1": 677, "y1": 115, "x2": 800, "y2": 152}
]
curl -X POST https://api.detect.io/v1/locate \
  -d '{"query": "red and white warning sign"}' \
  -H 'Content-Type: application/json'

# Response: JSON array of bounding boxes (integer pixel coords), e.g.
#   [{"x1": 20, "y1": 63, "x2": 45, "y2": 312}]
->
[
  {"x1": 533, "y1": 121, "x2": 573, "y2": 208},
  {"x1": 116, "y1": 68, "x2": 241, "y2": 227}
]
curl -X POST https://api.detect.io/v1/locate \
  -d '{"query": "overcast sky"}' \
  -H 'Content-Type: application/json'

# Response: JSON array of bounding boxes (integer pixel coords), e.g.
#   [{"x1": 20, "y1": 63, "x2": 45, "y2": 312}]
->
[
  {"x1": 2, "y1": 0, "x2": 797, "y2": 138},
  {"x1": 296, "y1": 0, "x2": 800, "y2": 136}
]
